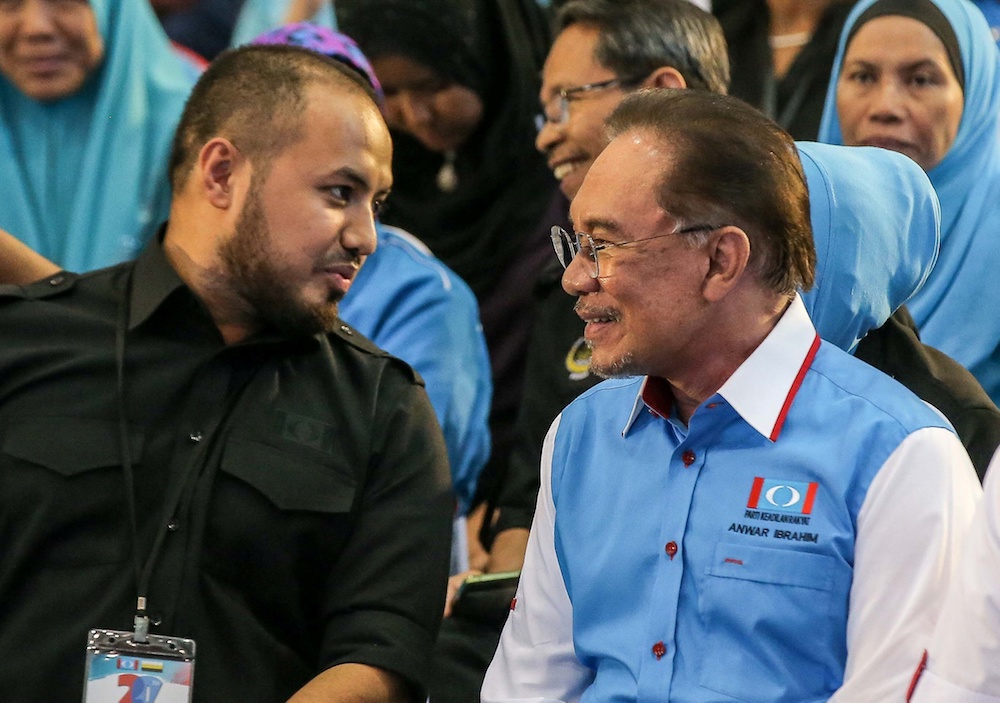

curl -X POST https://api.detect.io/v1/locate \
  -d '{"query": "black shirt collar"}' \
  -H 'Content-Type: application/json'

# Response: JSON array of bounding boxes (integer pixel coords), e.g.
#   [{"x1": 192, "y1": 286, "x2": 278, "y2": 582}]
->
[
  {"x1": 127, "y1": 228, "x2": 321, "y2": 352},
  {"x1": 128, "y1": 229, "x2": 189, "y2": 331}
]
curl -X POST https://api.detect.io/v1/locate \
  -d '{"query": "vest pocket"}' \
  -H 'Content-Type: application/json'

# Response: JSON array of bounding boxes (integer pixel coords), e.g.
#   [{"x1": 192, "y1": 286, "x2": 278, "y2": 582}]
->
[
  {"x1": 697, "y1": 541, "x2": 844, "y2": 702},
  {"x1": 1, "y1": 418, "x2": 141, "y2": 566},
  {"x1": 218, "y1": 438, "x2": 356, "y2": 514}
]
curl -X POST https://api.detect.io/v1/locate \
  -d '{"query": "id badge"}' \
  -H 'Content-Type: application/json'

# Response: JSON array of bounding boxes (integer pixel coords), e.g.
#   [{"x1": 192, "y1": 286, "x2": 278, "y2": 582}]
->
[{"x1": 83, "y1": 629, "x2": 195, "y2": 703}]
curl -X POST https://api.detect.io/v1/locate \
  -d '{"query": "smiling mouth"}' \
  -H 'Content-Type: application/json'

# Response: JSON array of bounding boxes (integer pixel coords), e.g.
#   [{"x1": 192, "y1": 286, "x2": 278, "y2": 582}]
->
[
  {"x1": 575, "y1": 302, "x2": 620, "y2": 326},
  {"x1": 552, "y1": 159, "x2": 585, "y2": 181},
  {"x1": 20, "y1": 55, "x2": 70, "y2": 73}
]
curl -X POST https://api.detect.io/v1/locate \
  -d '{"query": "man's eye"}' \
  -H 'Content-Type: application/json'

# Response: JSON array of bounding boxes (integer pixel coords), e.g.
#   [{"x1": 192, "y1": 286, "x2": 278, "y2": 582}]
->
[
  {"x1": 328, "y1": 185, "x2": 351, "y2": 203},
  {"x1": 372, "y1": 199, "x2": 385, "y2": 216}
]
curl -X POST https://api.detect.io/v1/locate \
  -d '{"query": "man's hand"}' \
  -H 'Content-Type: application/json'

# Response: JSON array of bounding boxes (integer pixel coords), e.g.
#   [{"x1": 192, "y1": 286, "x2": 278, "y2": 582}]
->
[
  {"x1": 443, "y1": 569, "x2": 482, "y2": 618},
  {"x1": 288, "y1": 663, "x2": 413, "y2": 703}
]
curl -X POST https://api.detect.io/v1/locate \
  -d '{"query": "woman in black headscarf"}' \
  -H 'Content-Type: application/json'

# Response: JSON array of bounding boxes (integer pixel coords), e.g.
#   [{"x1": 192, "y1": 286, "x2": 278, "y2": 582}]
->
[{"x1": 339, "y1": 0, "x2": 558, "y2": 513}]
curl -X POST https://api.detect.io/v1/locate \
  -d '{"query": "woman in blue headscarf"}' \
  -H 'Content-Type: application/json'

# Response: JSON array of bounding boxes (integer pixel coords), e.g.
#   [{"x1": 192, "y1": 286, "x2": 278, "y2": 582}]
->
[
  {"x1": 0, "y1": 0, "x2": 199, "y2": 272},
  {"x1": 818, "y1": 0, "x2": 1000, "y2": 405}
]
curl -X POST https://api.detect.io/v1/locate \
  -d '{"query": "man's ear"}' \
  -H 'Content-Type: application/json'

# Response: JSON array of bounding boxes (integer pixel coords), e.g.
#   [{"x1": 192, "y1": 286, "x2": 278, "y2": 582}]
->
[
  {"x1": 197, "y1": 138, "x2": 246, "y2": 210},
  {"x1": 703, "y1": 226, "x2": 751, "y2": 302},
  {"x1": 643, "y1": 66, "x2": 687, "y2": 90}
]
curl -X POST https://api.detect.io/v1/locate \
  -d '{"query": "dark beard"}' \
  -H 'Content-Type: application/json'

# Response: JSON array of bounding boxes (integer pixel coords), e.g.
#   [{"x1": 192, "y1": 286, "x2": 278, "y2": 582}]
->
[{"x1": 219, "y1": 184, "x2": 340, "y2": 338}]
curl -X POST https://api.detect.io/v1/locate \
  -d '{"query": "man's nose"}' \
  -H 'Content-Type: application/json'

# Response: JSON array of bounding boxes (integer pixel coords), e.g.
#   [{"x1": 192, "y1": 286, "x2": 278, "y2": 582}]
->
[
  {"x1": 342, "y1": 213, "x2": 378, "y2": 258},
  {"x1": 536, "y1": 107, "x2": 564, "y2": 154},
  {"x1": 562, "y1": 253, "x2": 598, "y2": 296}
]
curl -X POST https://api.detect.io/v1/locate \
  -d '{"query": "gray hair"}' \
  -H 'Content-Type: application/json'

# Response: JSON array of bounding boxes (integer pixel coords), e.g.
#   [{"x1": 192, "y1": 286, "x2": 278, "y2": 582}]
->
[{"x1": 557, "y1": 0, "x2": 730, "y2": 94}]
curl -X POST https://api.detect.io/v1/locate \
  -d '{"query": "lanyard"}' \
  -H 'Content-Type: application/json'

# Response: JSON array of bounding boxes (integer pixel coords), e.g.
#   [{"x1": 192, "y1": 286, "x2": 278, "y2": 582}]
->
[
  {"x1": 113, "y1": 266, "x2": 272, "y2": 642},
  {"x1": 116, "y1": 268, "x2": 166, "y2": 641}
]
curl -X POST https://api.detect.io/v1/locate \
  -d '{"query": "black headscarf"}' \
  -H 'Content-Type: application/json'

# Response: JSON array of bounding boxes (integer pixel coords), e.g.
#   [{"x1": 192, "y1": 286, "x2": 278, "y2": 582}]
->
[
  {"x1": 338, "y1": 0, "x2": 555, "y2": 298},
  {"x1": 847, "y1": 0, "x2": 965, "y2": 89}
]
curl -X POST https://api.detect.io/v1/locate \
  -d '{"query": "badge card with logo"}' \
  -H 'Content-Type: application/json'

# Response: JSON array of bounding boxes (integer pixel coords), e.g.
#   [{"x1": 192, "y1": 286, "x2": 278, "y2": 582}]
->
[{"x1": 83, "y1": 629, "x2": 195, "y2": 703}]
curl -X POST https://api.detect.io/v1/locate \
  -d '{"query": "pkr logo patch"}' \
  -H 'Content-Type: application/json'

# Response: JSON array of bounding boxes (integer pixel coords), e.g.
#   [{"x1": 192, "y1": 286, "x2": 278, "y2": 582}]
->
[{"x1": 747, "y1": 477, "x2": 818, "y2": 515}]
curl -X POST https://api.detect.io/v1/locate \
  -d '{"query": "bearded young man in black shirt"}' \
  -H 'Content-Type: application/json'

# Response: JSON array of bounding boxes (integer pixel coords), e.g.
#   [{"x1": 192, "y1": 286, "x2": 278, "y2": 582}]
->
[{"x1": 0, "y1": 45, "x2": 452, "y2": 703}]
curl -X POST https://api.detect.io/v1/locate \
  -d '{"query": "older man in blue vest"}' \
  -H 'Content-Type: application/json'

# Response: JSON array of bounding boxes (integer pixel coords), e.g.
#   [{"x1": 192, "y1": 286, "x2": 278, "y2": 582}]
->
[{"x1": 482, "y1": 90, "x2": 980, "y2": 702}]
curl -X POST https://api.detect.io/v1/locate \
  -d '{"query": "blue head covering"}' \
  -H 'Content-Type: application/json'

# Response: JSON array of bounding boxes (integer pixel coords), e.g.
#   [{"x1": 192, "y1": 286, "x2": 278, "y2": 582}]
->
[
  {"x1": 817, "y1": 0, "x2": 1000, "y2": 403},
  {"x1": 0, "y1": 0, "x2": 199, "y2": 272},
  {"x1": 231, "y1": 0, "x2": 338, "y2": 46},
  {"x1": 798, "y1": 142, "x2": 941, "y2": 354}
]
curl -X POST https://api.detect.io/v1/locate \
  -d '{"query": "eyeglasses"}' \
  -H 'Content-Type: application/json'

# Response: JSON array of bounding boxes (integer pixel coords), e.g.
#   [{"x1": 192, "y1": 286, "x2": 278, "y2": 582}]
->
[
  {"x1": 537, "y1": 78, "x2": 623, "y2": 127},
  {"x1": 550, "y1": 224, "x2": 720, "y2": 278}
]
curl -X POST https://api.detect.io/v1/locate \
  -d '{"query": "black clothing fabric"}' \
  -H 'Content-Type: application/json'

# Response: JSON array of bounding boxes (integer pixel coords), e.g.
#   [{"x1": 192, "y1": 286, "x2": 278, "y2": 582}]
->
[
  {"x1": 486, "y1": 256, "x2": 599, "y2": 543},
  {"x1": 470, "y1": 194, "x2": 561, "y2": 511},
  {"x1": 855, "y1": 308, "x2": 1000, "y2": 481},
  {"x1": 337, "y1": 0, "x2": 555, "y2": 299},
  {"x1": 0, "y1": 242, "x2": 453, "y2": 702},
  {"x1": 714, "y1": 0, "x2": 857, "y2": 140},
  {"x1": 159, "y1": 0, "x2": 244, "y2": 61},
  {"x1": 427, "y1": 616, "x2": 504, "y2": 703}
]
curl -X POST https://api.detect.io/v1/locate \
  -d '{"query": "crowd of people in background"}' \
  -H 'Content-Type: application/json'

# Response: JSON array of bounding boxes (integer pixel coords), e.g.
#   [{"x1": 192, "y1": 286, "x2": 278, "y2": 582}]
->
[{"x1": 2, "y1": 0, "x2": 1000, "y2": 701}]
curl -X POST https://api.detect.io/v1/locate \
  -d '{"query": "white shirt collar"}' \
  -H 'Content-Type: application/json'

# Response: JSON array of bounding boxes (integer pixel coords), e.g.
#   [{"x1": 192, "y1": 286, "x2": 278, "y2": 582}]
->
[{"x1": 622, "y1": 294, "x2": 820, "y2": 441}]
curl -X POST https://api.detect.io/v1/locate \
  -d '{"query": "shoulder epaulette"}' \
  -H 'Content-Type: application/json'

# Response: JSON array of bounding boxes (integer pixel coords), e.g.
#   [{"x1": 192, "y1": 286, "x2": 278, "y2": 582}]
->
[
  {"x1": 0, "y1": 272, "x2": 76, "y2": 303},
  {"x1": 327, "y1": 320, "x2": 424, "y2": 385}
]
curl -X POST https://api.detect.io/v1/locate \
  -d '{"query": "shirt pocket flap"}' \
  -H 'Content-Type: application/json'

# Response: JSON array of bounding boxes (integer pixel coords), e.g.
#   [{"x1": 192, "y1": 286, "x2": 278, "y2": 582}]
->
[
  {"x1": 220, "y1": 438, "x2": 356, "y2": 513},
  {"x1": 2, "y1": 419, "x2": 141, "y2": 476},
  {"x1": 706, "y1": 542, "x2": 833, "y2": 592}
]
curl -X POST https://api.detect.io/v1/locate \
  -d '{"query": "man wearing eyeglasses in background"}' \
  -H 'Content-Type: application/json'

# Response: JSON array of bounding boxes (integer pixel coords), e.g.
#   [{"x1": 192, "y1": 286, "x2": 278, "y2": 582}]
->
[{"x1": 483, "y1": 86, "x2": 980, "y2": 703}]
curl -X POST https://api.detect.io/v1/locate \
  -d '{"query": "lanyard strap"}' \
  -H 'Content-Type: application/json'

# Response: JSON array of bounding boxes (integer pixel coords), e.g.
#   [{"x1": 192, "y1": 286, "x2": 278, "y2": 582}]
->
[
  {"x1": 116, "y1": 268, "x2": 161, "y2": 640},
  {"x1": 115, "y1": 268, "x2": 207, "y2": 642},
  {"x1": 114, "y1": 267, "x2": 272, "y2": 641}
]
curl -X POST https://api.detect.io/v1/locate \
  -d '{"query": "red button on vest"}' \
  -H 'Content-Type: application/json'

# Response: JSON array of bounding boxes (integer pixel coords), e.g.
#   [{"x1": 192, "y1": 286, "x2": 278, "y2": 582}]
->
[
  {"x1": 652, "y1": 641, "x2": 667, "y2": 660},
  {"x1": 665, "y1": 541, "x2": 678, "y2": 559},
  {"x1": 682, "y1": 450, "x2": 696, "y2": 466}
]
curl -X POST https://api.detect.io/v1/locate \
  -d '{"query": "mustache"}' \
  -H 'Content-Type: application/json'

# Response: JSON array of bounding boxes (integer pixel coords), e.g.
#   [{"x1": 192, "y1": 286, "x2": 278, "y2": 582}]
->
[
  {"x1": 318, "y1": 252, "x2": 363, "y2": 270},
  {"x1": 574, "y1": 301, "x2": 621, "y2": 321}
]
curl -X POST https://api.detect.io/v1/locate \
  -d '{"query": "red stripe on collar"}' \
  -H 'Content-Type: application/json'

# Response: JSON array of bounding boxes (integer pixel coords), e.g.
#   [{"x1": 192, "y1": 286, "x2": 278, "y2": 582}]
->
[{"x1": 769, "y1": 333, "x2": 821, "y2": 442}]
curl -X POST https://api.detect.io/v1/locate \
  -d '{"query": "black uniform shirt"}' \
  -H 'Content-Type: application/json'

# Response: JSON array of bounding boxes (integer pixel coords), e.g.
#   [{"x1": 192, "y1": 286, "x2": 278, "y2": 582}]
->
[{"x1": 0, "y1": 240, "x2": 453, "y2": 702}]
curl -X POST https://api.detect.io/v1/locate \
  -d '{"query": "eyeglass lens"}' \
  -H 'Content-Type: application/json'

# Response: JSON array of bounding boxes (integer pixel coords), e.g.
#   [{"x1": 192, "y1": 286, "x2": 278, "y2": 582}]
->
[{"x1": 550, "y1": 227, "x2": 599, "y2": 277}]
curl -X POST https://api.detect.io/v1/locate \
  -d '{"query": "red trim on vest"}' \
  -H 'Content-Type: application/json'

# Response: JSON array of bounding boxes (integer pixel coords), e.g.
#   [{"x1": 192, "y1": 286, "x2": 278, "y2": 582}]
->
[
  {"x1": 747, "y1": 476, "x2": 765, "y2": 508},
  {"x1": 906, "y1": 650, "x2": 928, "y2": 701},
  {"x1": 802, "y1": 481, "x2": 819, "y2": 515},
  {"x1": 770, "y1": 333, "x2": 821, "y2": 441}
]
